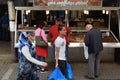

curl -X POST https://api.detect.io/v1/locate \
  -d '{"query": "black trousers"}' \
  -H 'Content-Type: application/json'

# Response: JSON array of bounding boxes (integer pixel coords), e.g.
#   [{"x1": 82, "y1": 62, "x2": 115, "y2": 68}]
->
[{"x1": 58, "y1": 60, "x2": 67, "y2": 77}]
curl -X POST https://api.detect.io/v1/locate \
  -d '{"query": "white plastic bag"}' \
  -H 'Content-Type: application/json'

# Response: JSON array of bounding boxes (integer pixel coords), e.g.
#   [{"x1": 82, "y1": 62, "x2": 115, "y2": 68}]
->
[{"x1": 83, "y1": 43, "x2": 88, "y2": 59}]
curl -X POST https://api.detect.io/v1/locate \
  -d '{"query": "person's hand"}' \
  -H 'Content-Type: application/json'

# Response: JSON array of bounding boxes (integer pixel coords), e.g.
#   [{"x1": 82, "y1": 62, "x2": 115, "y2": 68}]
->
[
  {"x1": 55, "y1": 63, "x2": 58, "y2": 68},
  {"x1": 42, "y1": 62, "x2": 48, "y2": 67}
]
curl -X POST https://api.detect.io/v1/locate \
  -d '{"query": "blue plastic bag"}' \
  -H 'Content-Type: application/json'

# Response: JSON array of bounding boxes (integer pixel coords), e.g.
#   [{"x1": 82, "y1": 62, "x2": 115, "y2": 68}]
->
[
  {"x1": 48, "y1": 67, "x2": 67, "y2": 80},
  {"x1": 66, "y1": 62, "x2": 73, "y2": 80}
]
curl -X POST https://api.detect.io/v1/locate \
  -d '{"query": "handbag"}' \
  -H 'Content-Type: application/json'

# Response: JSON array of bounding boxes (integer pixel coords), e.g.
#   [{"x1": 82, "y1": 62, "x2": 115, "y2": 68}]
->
[{"x1": 35, "y1": 30, "x2": 48, "y2": 47}]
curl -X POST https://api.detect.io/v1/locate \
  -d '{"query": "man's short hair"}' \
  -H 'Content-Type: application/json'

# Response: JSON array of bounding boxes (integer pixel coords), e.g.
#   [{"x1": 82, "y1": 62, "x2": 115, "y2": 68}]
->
[
  {"x1": 84, "y1": 22, "x2": 94, "y2": 27},
  {"x1": 57, "y1": 18, "x2": 63, "y2": 22},
  {"x1": 58, "y1": 24, "x2": 63, "y2": 32}
]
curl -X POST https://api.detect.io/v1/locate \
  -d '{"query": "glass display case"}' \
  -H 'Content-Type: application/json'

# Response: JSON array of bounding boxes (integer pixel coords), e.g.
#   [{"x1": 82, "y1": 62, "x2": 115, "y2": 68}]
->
[{"x1": 14, "y1": 6, "x2": 120, "y2": 48}]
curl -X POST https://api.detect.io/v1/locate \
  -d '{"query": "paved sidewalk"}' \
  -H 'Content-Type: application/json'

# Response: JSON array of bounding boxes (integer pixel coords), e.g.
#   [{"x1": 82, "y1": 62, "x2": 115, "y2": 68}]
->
[
  {"x1": 0, "y1": 58, "x2": 120, "y2": 80},
  {"x1": 1, "y1": 41, "x2": 120, "y2": 80}
]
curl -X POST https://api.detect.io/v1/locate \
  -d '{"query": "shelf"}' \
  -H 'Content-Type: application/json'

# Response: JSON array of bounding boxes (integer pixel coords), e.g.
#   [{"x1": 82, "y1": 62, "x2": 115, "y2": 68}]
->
[
  {"x1": 17, "y1": 29, "x2": 110, "y2": 33},
  {"x1": 15, "y1": 6, "x2": 120, "y2": 11},
  {"x1": 69, "y1": 43, "x2": 120, "y2": 48},
  {"x1": 14, "y1": 42, "x2": 120, "y2": 48},
  {"x1": 17, "y1": 29, "x2": 49, "y2": 32}
]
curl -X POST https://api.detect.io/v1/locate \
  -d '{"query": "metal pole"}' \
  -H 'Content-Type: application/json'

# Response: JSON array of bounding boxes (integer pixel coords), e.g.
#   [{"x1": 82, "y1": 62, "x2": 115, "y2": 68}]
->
[
  {"x1": 117, "y1": 9, "x2": 120, "y2": 40},
  {"x1": 8, "y1": 1, "x2": 17, "y2": 62},
  {"x1": 108, "y1": 10, "x2": 111, "y2": 31},
  {"x1": 21, "y1": 10, "x2": 24, "y2": 25},
  {"x1": 14, "y1": 10, "x2": 18, "y2": 47},
  {"x1": 65, "y1": 9, "x2": 69, "y2": 27}
]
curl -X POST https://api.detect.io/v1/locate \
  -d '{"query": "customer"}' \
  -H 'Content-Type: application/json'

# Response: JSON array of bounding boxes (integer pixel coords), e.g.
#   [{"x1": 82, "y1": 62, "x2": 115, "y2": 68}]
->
[
  {"x1": 35, "y1": 22, "x2": 48, "y2": 73},
  {"x1": 48, "y1": 18, "x2": 72, "y2": 57},
  {"x1": 55, "y1": 25, "x2": 67, "y2": 78},
  {"x1": 0, "y1": 12, "x2": 9, "y2": 41},
  {"x1": 84, "y1": 22, "x2": 103, "y2": 79},
  {"x1": 16, "y1": 32, "x2": 47, "y2": 80}
]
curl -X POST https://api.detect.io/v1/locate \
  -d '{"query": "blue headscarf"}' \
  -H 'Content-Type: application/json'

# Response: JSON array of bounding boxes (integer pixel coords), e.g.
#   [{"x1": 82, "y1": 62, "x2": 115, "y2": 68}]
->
[
  {"x1": 18, "y1": 32, "x2": 34, "y2": 59},
  {"x1": 18, "y1": 32, "x2": 30, "y2": 48}
]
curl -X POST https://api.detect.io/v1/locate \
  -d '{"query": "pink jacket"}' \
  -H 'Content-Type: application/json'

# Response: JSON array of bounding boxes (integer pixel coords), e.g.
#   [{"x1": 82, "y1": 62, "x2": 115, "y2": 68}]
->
[{"x1": 35, "y1": 28, "x2": 48, "y2": 43}]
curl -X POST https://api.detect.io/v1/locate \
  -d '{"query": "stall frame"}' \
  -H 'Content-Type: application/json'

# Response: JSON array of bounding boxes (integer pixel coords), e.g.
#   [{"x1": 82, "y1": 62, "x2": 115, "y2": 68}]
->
[{"x1": 14, "y1": 6, "x2": 120, "y2": 48}]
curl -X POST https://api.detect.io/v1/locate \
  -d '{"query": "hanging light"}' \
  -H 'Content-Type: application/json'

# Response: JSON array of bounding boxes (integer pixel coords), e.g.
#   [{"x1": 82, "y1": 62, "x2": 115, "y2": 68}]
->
[
  {"x1": 26, "y1": 10, "x2": 31, "y2": 15},
  {"x1": 65, "y1": 10, "x2": 68, "y2": 14},
  {"x1": 84, "y1": 10, "x2": 87, "y2": 14},
  {"x1": 86, "y1": 10, "x2": 89, "y2": 15},
  {"x1": 46, "y1": 10, "x2": 50, "y2": 15},
  {"x1": 28, "y1": 10, "x2": 30, "y2": 13},
  {"x1": 102, "y1": 10, "x2": 105, "y2": 14},
  {"x1": 84, "y1": 10, "x2": 89, "y2": 15},
  {"x1": 106, "y1": 10, "x2": 109, "y2": 15}
]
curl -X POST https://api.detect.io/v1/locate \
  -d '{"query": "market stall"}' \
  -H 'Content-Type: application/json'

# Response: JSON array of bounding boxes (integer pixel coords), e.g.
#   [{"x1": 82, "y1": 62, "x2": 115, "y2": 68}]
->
[{"x1": 14, "y1": 5, "x2": 120, "y2": 62}]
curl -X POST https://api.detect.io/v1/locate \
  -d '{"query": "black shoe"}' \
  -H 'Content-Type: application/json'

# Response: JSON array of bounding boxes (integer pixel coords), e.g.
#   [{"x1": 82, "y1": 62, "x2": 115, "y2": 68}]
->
[
  {"x1": 37, "y1": 67, "x2": 41, "y2": 70},
  {"x1": 40, "y1": 68, "x2": 48, "y2": 73},
  {"x1": 95, "y1": 75, "x2": 99, "y2": 78},
  {"x1": 85, "y1": 75, "x2": 95, "y2": 79}
]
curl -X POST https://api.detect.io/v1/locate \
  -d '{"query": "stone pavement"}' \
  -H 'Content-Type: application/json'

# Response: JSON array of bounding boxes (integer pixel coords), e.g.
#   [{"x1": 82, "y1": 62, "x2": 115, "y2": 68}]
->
[
  {"x1": 1, "y1": 41, "x2": 120, "y2": 80},
  {"x1": 1, "y1": 60, "x2": 120, "y2": 80}
]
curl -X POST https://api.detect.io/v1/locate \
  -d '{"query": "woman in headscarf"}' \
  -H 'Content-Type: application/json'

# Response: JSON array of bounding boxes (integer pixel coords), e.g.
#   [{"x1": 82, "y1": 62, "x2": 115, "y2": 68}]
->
[{"x1": 16, "y1": 32, "x2": 47, "y2": 80}]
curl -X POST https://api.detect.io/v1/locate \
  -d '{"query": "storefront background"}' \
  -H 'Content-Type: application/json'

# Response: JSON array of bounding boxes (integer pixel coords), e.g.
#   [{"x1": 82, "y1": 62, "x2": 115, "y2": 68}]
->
[{"x1": 34, "y1": 0, "x2": 102, "y2": 6}]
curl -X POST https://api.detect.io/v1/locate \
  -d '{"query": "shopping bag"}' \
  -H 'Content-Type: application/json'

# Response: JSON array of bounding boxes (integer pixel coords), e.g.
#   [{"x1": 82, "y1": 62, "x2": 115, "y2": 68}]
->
[
  {"x1": 83, "y1": 43, "x2": 88, "y2": 59},
  {"x1": 48, "y1": 67, "x2": 67, "y2": 80},
  {"x1": 66, "y1": 62, "x2": 73, "y2": 80}
]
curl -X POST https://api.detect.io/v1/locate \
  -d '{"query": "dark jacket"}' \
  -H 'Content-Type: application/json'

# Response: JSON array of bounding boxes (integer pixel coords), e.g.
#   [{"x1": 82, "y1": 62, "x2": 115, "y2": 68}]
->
[
  {"x1": 84, "y1": 28, "x2": 103, "y2": 54},
  {"x1": 0, "y1": 15, "x2": 9, "y2": 25}
]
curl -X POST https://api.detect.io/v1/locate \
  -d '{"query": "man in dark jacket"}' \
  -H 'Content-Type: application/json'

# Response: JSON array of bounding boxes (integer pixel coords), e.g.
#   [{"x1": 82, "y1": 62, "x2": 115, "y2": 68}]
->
[{"x1": 84, "y1": 22, "x2": 103, "y2": 79}]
